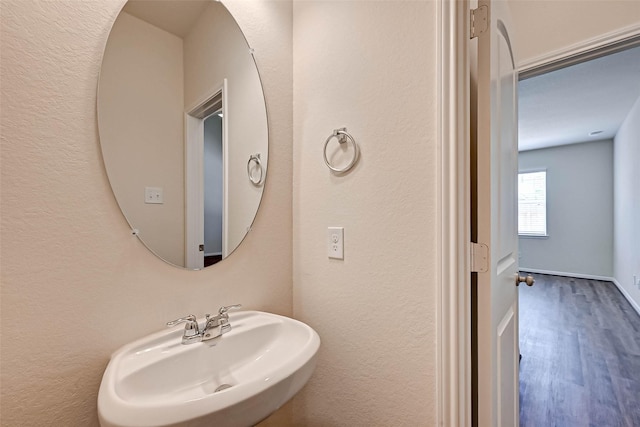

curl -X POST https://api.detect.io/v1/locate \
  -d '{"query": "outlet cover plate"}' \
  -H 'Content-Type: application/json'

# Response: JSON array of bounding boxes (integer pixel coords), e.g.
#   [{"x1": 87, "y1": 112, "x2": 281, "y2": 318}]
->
[
  {"x1": 328, "y1": 227, "x2": 344, "y2": 260},
  {"x1": 145, "y1": 187, "x2": 164, "y2": 204}
]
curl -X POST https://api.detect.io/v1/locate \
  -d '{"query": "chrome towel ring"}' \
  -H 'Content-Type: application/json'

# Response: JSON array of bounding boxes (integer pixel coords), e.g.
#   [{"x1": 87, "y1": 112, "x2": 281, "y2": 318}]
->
[
  {"x1": 323, "y1": 127, "x2": 359, "y2": 173},
  {"x1": 247, "y1": 153, "x2": 264, "y2": 186}
]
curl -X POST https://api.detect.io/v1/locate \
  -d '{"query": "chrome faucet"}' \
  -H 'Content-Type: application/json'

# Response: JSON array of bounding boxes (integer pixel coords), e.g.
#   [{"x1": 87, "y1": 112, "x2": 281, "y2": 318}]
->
[
  {"x1": 167, "y1": 304, "x2": 242, "y2": 345},
  {"x1": 201, "y1": 304, "x2": 242, "y2": 340},
  {"x1": 166, "y1": 314, "x2": 201, "y2": 345}
]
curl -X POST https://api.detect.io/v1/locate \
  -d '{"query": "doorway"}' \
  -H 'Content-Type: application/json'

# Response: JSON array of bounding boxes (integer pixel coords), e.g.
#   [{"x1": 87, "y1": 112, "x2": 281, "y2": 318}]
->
[
  {"x1": 203, "y1": 112, "x2": 224, "y2": 266},
  {"x1": 516, "y1": 42, "x2": 640, "y2": 426},
  {"x1": 434, "y1": 4, "x2": 639, "y2": 425}
]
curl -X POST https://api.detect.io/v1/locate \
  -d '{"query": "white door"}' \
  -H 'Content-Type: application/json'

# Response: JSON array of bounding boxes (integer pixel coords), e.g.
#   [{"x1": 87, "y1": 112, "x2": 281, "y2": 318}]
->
[{"x1": 474, "y1": 0, "x2": 521, "y2": 425}]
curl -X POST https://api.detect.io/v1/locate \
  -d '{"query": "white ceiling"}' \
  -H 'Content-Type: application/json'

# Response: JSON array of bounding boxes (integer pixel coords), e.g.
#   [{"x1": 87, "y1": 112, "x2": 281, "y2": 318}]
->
[{"x1": 518, "y1": 46, "x2": 640, "y2": 152}]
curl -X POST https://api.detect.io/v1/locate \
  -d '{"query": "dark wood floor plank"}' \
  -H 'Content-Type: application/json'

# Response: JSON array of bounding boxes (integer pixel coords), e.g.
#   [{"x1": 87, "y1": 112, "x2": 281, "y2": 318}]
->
[{"x1": 519, "y1": 274, "x2": 640, "y2": 427}]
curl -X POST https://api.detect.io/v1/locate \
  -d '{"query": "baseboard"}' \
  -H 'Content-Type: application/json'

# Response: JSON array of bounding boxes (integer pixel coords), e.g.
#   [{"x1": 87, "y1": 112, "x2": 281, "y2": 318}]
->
[
  {"x1": 611, "y1": 278, "x2": 640, "y2": 318},
  {"x1": 521, "y1": 267, "x2": 640, "y2": 317},
  {"x1": 520, "y1": 268, "x2": 613, "y2": 282}
]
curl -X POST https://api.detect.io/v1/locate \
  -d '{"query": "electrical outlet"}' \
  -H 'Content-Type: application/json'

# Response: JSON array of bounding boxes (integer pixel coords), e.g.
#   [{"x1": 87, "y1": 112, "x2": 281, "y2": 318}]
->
[{"x1": 327, "y1": 227, "x2": 344, "y2": 260}]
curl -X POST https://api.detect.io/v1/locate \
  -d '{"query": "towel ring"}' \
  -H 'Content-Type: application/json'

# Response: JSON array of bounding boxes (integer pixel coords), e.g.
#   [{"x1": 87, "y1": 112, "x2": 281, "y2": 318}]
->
[
  {"x1": 323, "y1": 128, "x2": 359, "y2": 173},
  {"x1": 247, "y1": 153, "x2": 264, "y2": 186}
]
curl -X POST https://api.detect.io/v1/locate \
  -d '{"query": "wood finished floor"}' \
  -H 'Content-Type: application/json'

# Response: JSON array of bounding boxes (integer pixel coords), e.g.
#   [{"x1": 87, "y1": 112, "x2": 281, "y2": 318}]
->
[{"x1": 519, "y1": 274, "x2": 640, "y2": 427}]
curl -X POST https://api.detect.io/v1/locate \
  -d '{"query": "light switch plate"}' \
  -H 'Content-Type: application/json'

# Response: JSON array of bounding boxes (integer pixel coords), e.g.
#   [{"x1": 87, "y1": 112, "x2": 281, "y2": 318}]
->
[
  {"x1": 145, "y1": 187, "x2": 164, "y2": 204},
  {"x1": 328, "y1": 227, "x2": 344, "y2": 260}
]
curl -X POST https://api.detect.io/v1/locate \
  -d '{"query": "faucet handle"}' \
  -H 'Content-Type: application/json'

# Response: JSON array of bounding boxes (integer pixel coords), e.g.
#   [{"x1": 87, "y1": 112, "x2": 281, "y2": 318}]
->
[
  {"x1": 167, "y1": 314, "x2": 197, "y2": 326},
  {"x1": 219, "y1": 304, "x2": 242, "y2": 315},
  {"x1": 166, "y1": 315, "x2": 200, "y2": 336}
]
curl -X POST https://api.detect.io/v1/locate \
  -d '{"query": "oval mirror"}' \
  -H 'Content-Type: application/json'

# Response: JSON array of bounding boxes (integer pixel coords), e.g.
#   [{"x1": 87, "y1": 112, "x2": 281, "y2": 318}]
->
[{"x1": 98, "y1": 0, "x2": 268, "y2": 270}]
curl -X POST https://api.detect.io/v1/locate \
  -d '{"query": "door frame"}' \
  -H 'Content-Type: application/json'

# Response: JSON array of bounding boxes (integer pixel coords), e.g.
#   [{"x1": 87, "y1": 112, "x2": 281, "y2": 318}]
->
[
  {"x1": 436, "y1": 2, "x2": 640, "y2": 424},
  {"x1": 436, "y1": 0, "x2": 472, "y2": 425},
  {"x1": 518, "y1": 23, "x2": 640, "y2": 78}
]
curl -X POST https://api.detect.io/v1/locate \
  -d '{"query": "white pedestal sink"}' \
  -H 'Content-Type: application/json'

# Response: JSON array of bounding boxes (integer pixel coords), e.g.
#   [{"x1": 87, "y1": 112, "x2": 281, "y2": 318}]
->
[{"x1": 98, "y1": 311, "x2": 320, "y2": 427}]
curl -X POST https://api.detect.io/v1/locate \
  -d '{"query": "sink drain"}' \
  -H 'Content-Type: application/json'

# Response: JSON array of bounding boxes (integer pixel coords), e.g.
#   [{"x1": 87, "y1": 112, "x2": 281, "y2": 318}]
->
[{"x1": 214, "y1": 384, "x2": 233, "y2": 393}]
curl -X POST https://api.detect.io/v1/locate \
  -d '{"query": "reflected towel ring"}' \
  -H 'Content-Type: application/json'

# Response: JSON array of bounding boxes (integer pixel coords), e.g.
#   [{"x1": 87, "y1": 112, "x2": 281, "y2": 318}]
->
[
  {"x1": 323, "y1": 128, "x2": 359, "y2": 173},
  {"x1": 247, "y1": 153, "x2": 264, "y2": 186}
]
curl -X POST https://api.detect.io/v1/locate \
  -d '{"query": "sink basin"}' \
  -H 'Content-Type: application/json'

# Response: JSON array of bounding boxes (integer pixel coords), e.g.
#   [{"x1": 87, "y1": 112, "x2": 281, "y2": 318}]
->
[{"x1": 98, "y1": 311, "x2": 320, "y2": 427}]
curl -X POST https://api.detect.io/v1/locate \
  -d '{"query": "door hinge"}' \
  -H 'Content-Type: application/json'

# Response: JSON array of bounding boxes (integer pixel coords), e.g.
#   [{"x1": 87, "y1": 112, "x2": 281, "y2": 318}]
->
[
  {"x1": 470, "y1": 5, "x2": 488, "y2": 39},
  {"x1": 470, "y1": 242, "x2": 489, "y2": 273},
  {"x1": 199, "y1": 244, "x2": 204, "y2": 252}
]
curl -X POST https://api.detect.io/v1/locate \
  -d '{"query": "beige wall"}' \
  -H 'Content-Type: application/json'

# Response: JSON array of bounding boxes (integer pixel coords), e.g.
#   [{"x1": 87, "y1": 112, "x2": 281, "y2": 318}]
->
[
  {"x1": 0, "y1": 0, "x2": 292, "y2": 425},
  {"x1": 614, "y1": 96, "x2": 640, "y2": 310},
  {"x1": 184, "y1": 2, "x2": 268, "y2": 256},
  {"x1": 511, "y1": 0, "x2": 640, "y2": 66},
  {"x1": 2, "y1": 0, "x2": 637, "y2": 426},
  {"x1": 98, "y1": 11, "x2": 186, "y2": 266},
  {"x1": 292, "y1": 1, "x2": 438, "y2": 424},
  {"x1": 518, "y1": 140, "x2": 614, "y2": 277}
]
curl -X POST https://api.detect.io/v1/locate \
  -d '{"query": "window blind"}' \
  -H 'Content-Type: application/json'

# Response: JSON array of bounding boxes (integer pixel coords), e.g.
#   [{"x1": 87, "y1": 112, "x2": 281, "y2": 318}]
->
[{"x1": 518, "y1": 171, "x2": 547, "y2": 236}]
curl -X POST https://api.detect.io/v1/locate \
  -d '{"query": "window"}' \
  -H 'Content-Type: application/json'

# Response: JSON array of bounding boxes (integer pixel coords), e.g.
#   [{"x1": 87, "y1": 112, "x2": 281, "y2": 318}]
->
[{"x1": 518, "y1": 170, "x2": 547, "y2": 236}]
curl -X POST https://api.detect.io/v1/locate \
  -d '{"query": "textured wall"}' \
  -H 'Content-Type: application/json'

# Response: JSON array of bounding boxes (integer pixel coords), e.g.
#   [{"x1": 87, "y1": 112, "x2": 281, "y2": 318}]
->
[
  {"x1": 292, "y1": 1, "x2": 438, "y2": 425},
  {"x1": 0, "y1": 0, "x2": 292, "y2": 425},
  {"x1": 518, "y1": 140, "x2": 614, "y2": 277},
  {"x1": 510, "y1": 0, "x2": 640, "y2": 66},
  {"x1": 614, "y1": 96, "x2": 640, "y2": 310}
]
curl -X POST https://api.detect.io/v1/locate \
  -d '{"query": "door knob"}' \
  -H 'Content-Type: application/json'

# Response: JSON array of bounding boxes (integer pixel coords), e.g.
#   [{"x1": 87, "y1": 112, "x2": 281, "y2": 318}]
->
[{"x1": 516, "y1": 274, "x2": 534, "y2": 286}]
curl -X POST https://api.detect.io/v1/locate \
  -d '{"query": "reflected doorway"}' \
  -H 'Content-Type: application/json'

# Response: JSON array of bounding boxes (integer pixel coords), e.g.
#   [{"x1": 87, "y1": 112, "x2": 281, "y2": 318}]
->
[
  {"x1": 185, "y1": 80, "x2": 228, "y2": 269},
  {"x1": 203, "y1": 112, "x2": 223, "y2": 266}
]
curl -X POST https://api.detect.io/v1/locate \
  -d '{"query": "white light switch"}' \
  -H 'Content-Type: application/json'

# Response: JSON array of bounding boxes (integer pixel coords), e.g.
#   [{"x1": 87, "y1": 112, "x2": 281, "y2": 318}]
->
[
  {"x1": 145, "y1": 187, "x2": 164, "y2": 204},
  {"x1": 328, "y1": 227, "x2": 344, "y2": 260}
]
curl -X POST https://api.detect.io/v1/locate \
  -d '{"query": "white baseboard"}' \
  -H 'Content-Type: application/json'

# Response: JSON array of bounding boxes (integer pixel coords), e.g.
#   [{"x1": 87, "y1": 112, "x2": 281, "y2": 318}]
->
[
  {"x1": 520, "y1": 268, "x2": 612, "y2": 282},
  {"x1": 611, "y1": 278, "x2": 640, "y2": 318},
  {"x1": 521, "y1": 267, "x2": 640, "y2": 317}
]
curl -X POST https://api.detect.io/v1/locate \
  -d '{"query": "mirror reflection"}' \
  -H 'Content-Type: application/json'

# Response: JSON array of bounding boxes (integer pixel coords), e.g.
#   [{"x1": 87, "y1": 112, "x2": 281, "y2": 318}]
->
[{"x1": 98, "y1": 0, "x2": 268, "y2": 269}]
